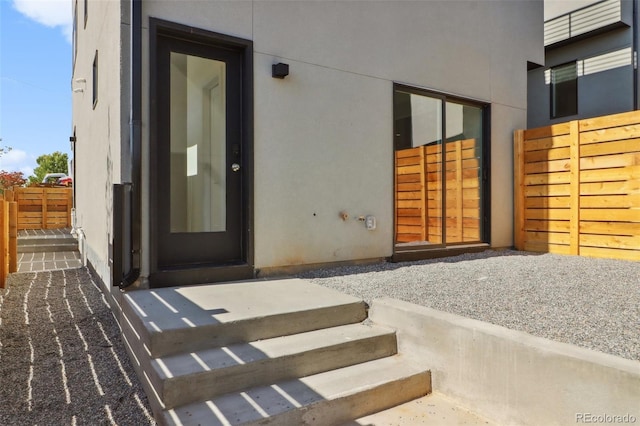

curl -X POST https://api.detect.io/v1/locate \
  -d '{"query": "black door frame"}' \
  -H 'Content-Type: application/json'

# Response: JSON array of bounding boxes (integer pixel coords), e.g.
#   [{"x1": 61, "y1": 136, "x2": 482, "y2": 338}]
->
[
  {"x1": 149, "y1": 18, "x2": 254, "y2": 287},
  {"x1": 392, "y1": 83, "x2": 491, "y2": 252}
]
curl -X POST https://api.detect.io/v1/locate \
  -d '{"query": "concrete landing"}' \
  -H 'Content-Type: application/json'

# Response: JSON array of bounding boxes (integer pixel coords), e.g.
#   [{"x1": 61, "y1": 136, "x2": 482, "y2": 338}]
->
[
  {"x1": 123, "y1": 278, "x2": 368, "y2": 357},
  {"x1": 17, "y1": 228, "x2": 81, "y2": 272},
  {"x1": 346, "y1": 392, "x2": 495, "y2": 426},
  {"x1": 17, "y1": 251, "x2": 81, "y2": 272}
]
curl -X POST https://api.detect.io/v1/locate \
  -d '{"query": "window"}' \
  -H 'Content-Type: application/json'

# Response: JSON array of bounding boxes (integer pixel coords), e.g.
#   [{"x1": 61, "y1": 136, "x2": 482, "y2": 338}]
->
[
  {"x1": 550, "y1": 62, "x2": 578, "y2": 119},
  {"x1": 92, "y1": 51, "x2": 98, "y2": 108},
  {"x1": 393, "y1": 85, "x2": 489, "y2": 246},
  {"x1": 84, "y1": 0, "x2": 87, "y2": 28}
]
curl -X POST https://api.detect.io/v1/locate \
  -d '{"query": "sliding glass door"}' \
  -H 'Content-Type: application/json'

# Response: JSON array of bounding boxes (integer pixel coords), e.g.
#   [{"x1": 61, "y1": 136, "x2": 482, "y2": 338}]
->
[{"x1": 394, "y1": 85, "x2": 488, "y2": 247}]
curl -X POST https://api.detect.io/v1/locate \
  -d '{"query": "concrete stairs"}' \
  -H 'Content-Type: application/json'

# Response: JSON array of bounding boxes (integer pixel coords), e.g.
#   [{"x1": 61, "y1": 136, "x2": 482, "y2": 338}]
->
[
  {"x1": 120, "y1": 279, "x2": 431, "y2": 425},
  {"x1": 17, "y1": 229, "x2": 78, "y2": 253}
]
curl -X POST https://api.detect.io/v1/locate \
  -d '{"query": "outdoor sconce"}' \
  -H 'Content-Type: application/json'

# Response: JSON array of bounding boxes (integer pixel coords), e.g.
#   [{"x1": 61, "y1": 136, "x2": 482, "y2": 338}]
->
[{"x1": 272, "y1": 62, "x2": 289, "y2": 79}]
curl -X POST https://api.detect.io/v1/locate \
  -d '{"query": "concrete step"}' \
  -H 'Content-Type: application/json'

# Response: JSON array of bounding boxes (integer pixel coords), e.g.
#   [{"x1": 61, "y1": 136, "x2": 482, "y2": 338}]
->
[
  {"x1": 152, "y1": 323, "x2": 398, "y2": 409},
  {"x1": 160, "y1": 355, "x2": 431, "y2": 426},
  {"x1": 344, "y1": 392, "x2": 496, "y2": 426},
  {"x1": 122, "y1": 279, "x2": 368, "y2": 358},
  {"x1": 17, "y1": 233, "x2": 78, "y2": 253},
  {"x1": 17, "y1": 235, "x2": 77, "y2": 246},
  {"x1": 17, "y1": 241, "x2": 78, "y2": 253}
]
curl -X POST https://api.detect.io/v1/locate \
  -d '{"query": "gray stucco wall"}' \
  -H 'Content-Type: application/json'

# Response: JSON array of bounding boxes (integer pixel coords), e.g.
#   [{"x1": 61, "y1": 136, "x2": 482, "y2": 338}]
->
[
  {"x1": 71, "y1": 0, "x2": 126, "y2": 283},
  {"x1": 527, "y1": 25, "x2": 636, "y2": 128},
  {"x1": 75, "y1": 1, "x2": 544, "y2": 286}
]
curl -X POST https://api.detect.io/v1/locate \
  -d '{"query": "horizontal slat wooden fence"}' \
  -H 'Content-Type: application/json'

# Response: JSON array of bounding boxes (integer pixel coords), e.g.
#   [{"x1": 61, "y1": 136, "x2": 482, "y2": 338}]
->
[
  {"x1": 10, "y1": 187, "x2": 73, "y2": 230},
  {"x1": 514, "y1": 110, "x2": 640, "y2": 261},
  {"x1": 395, "y1": 139, "x2": 481, "y2": 244}
]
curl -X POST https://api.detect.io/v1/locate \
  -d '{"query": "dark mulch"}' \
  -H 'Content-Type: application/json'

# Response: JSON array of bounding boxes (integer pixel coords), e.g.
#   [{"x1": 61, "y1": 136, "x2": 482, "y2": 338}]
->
[{"x1": 0, "y1": 268, "x2": 155, "y2": 425}]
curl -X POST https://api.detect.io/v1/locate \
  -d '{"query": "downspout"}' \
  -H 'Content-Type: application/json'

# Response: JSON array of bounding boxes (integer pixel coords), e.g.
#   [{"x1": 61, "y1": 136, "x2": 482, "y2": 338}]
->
[{"x1": 119, "y1": 0, "x2": 142, "y2": 288}]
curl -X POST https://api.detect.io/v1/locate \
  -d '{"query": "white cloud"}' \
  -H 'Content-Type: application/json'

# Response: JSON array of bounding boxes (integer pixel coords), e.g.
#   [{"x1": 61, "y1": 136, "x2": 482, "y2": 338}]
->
[
  {"x1": 12, "y1": 0, "x2": 73, "y2": 43},
  {"x1": 0, "y1": 149, "x2": 36, "y2": 177}
]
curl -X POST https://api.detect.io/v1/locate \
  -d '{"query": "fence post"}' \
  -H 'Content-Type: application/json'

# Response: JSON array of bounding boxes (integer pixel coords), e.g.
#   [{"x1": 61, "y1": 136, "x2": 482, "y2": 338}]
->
[
  {"x1": 514, "y1": 129, "x2": 525, "y2": 250},
  {"x1": 3, "y1": 201, "x2": 8, "y2": 279},
  {"x1": 42, "y1": 188, "x2": 48, "y2": 229},
  {"x1": 0, "y1": 200, "x2": 6, "y2": 289},
  {"x1": 9, "y1": 202, "x2": 17, "y2": 273},
  {"x1": 67, "y1": 188, "x2": 73, "y2": 228},
  {"x1": 569, "y1": 120, "x2": 580, "y2": 256},
  {"x1": 4, "y1": 189, "x2": 14, "y2": 202}
]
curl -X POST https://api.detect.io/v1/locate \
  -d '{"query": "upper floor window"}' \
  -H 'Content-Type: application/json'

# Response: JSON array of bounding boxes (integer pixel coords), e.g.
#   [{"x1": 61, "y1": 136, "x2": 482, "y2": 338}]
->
[
  {"x1": 92, "y1": 51, "x2": 98, "y2": 108},
  {"x1": 84, "y1": 0, "x2": 88, "y2": 28},
  {"x1": 550, "y1": 62, "x2": 577, "y2": 119}
]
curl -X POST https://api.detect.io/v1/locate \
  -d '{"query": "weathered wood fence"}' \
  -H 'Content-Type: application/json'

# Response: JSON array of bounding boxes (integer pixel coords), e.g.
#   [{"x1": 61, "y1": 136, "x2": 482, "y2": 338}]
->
[
  {"x1": 395, "y1": 139, "x2": 481, "y2": 244},
  {"x1": 8, "y1": 187, "x2": 73, "y2": 230},
  {"x1": 0, "y1": 195, "x2": 18, "y2": 288},
  {"x1": 514, "y1": 110, "x2": 640, "y2": 261}
]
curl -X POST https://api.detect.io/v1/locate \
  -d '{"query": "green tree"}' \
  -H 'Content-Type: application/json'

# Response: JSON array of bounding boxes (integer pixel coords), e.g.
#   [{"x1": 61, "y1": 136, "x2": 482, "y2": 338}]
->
[{"x1": 29, "y1": 151, "x2": 69, "y2": 184}]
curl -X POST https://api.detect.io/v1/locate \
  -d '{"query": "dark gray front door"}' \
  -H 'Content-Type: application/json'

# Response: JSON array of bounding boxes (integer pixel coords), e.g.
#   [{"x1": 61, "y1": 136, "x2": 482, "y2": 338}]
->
[{"x1": 151, "y1": 23, "x2": 252, "y2": 286}]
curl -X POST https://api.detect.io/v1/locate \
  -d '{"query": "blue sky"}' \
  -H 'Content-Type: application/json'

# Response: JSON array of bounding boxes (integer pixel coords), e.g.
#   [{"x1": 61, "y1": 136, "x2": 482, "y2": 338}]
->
[{"x1": 0, "y1": 0, "x2": 72, "y2": 178}]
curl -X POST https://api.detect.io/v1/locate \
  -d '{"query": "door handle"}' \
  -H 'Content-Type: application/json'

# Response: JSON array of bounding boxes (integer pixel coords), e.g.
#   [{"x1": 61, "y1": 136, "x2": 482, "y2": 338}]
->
[{"x1": 231, "y1": 163, "x2": 240, "y2": 172}]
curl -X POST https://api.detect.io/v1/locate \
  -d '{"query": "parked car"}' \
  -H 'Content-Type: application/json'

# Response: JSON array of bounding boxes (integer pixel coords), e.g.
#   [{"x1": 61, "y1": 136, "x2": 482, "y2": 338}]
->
[
  {"x1": 57, "y1": 176, "x2": 73, "y2": 187},
  {"x1": 41, "y1": 173, "x2": 67, "y2": 184}
]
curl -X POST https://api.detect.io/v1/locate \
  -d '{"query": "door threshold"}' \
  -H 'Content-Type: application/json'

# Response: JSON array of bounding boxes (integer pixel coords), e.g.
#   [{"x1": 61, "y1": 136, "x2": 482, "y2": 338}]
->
[
  {"x1": 391, "y1": 243, "x2": 490, "y2": 263},
  {"x1": 150, "y1": 264, "x2": 254, "y2": 288}
]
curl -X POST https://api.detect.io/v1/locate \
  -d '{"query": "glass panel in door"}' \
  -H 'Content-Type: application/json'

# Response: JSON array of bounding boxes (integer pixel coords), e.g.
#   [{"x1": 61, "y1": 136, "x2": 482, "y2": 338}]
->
[
  {"x1": 394, "y1": 86, "x2": 486, "y2": 248},
  {"x1": 394, "y1": 90, "x2": 443, "y2": 245},
  {"x1": 444, "y1": 101, "x2": 483, "y2": 244},
  {"x1": 155, "y1": 34, "x2": 244, "y2": 271},
  {"x1": 170, "y1": 53, "x2": 227, "y2": 233}
]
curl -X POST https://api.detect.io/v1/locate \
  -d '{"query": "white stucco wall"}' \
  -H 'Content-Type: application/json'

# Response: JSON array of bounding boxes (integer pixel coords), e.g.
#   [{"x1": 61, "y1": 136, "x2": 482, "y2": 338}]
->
[
  {"x1": 76, "y1": 0, "x2": 543, "y2": 284},
  {"x1": 71, "y1": 0, "x2": 125, "y2": 283}
]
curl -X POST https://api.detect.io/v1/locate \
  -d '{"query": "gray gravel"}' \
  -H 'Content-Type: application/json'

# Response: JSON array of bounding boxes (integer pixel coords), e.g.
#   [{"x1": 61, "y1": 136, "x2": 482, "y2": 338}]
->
[
  {"x1": 0, "y1": 268, "x2": 156, "y2": 425},
  {"x1": 299, "y1": 250, "x2": 640, "y2": 361},
  {"x1": 1, "y1": 251, "x2": 637, "y2": 425}
]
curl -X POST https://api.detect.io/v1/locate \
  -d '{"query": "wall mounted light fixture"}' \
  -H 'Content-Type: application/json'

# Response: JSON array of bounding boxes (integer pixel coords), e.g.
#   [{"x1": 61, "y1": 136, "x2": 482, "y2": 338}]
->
[{"x1": 272, "y1": 62, "x2": 289, "y2": 79}]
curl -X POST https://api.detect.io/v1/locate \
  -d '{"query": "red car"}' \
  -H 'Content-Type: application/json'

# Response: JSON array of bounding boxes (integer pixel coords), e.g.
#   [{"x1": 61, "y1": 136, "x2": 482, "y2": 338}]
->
[{"x1": 57, "y1": 176, "x2": 73, "y2": 187}]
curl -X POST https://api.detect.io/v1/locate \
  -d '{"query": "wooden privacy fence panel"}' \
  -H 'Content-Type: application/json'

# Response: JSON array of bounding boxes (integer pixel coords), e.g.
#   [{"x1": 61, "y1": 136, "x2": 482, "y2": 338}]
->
[
  {"x1": 13, "y1": 187, "x2": 73, "y2": 230},
  {"x1": 514, "y1": 110, "x2": 640, "y2": 261},
  {"x1": 395, "y1": 139, "x2": 481, "y2": 244}
]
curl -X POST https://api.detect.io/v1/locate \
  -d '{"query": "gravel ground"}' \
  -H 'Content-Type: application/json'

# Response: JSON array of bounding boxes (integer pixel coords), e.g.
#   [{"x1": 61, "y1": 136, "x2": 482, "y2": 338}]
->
[
  {"x1": 300, "y1": 249, "x2": 640, "y2": 361},
  {"x1": 0, "y1": 251, "x2": 637, "y2": 425},
  {"x1": 0, "y1": 268, "x2": 156, "y2": 426}
]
